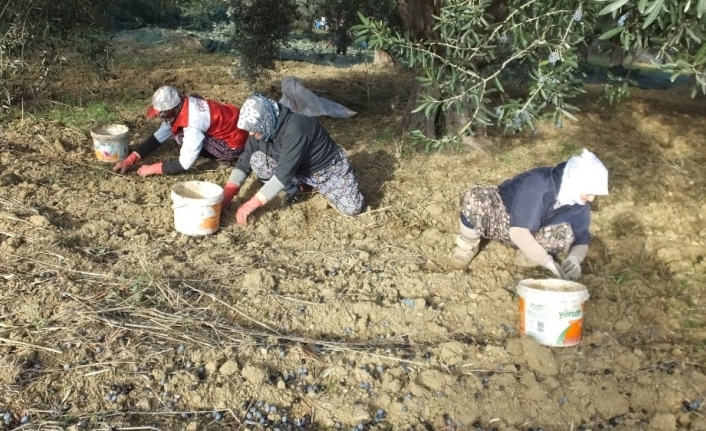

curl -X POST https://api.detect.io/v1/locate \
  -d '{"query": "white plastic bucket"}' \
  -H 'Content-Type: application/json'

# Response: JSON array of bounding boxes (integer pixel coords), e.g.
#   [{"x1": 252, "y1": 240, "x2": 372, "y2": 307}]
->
[
  {"x1": 516, "y1": 279, "x2": 590, "y2": 347},
  {"x1": 170, "y1": 181, "x2": 224, "y2": 236},
  {"x1": 91, "y1": 124, "x2": 129, "y2": 163}
]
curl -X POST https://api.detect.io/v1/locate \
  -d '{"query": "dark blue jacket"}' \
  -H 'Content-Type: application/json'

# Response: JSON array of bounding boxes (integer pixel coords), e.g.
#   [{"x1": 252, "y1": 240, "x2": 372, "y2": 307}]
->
[{"x1": 497, "y1": 162, "x2": 591, "y2": 245}]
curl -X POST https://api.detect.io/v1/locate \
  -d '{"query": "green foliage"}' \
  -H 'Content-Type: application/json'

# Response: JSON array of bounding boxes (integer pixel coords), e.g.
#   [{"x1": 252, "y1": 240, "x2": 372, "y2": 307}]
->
[
  {"x1": 0, "y1": 0, "x2": 117, "y2": 114},
  {"x1": 75, "y1": 33, "x2": 117, "y2": 80},
  {"x1": 219, "y1": 0, "x2": 299, "y2": 84},
  {"x1": 177, "y1": 0, "x2": 229, "y2": 30},
  {"x1": 595, "y1": 0, "x2": 706, "y2": 98},
  {"x1": 295, "y1": 0, "x2": 325, "y2": 31},
  {"x1": 354, "y1": 1, "x2": 594, "y2": 148},
  {"x1": 294, "y1": 0, "x2": 399, "y2": 34},
  {"x1": 354, "y1": 0, "x2": 706, "y2": 149},
  {"x1": 320, "y1": 0, "x2": 401, "y2": 33}
]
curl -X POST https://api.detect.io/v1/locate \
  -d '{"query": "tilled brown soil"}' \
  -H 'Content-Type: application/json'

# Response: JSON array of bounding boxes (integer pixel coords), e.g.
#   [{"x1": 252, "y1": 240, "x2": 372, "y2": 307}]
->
[{"x1": 0, "y1": 31, "x2": 705, "y2": 431}]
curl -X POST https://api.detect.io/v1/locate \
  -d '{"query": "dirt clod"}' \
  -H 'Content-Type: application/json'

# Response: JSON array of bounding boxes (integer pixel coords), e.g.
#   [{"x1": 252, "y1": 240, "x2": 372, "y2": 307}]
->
[
  {"x1": 416, "y1": 370, "x2": 451, "y2": 392},
  {"x1": 438, "y1": 341, "x2": 465, "y2": 366},
  {"x1": 241, "y1": 365, "x2": 265, "y2": 385},
  {"x1": 520, "y1": 337, "x2": 560, "y2": 377},
  {"x1": 219, "y1": 360, "x2": 239, "y2": 376},
  {"x1": 649, "y1": 413, "x2": 677, "y2": 431},
  {"x1": 593, "y1": 392, "x2": 630, "y2": 420},
  {"x1": 0, "y1": 27, "x2": 705, "y2": 431},
  {"x1": 28, "y1": 215, "x2": 51, "y2": 227},
  {"x1": 615, "y1": 352, "x2": 641, "y2": 372},
  {"x1": 425, "y1": 203, "x2": 443, "y2": 216},
  {"x1": 136, "y1": 399, "x2": 152, "y2": 411}
]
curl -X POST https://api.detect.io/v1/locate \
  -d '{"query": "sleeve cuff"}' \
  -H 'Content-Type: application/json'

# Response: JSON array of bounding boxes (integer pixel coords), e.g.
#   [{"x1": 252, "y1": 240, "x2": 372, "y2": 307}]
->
[
  {"x1": 228, "y1": 168, "x2": 249, "y2": 187},
  {"x1": 162, "y1": 160, "x2": 186, "y2": 174},
  {"x1": 568, "y1": 244, "x2": 589, "y2": 262},
  {"x1": 258, "y1": 176, "x2": 287, "y2": 202},
  {"x1": 134, "y1": 135, "x2": 162, "y2": 158}
]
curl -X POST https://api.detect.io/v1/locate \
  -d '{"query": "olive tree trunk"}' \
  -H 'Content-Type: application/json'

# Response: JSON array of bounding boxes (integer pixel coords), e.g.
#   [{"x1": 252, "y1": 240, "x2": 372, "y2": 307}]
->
[
  {"x1": 396, "y1": 0, "x2": 507, "y2": 143},
  {"x1": 373, "y1": 49, "x2": 394, "y2": 65}
]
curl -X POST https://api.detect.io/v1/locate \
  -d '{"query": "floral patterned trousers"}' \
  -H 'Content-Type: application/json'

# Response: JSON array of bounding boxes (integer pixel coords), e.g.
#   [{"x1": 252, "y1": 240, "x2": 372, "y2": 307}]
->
[
  {"x1": 175, "y1": 131, "x2": 244, "y2": 161},
  {"x1": 460, "y1": 185, "x2": 575, "y2": 256},
  {"x1": 250, "y1": 149, "x2": 364, "y2": 216}
]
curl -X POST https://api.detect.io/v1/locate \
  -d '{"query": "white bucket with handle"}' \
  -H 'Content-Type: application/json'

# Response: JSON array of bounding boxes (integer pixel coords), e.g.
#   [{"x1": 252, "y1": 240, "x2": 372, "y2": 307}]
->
[
  {"x1": 91, "y1": 124, "x2": 129, "y2": 163},
  {"x1": 516, "y1": 279, "x2": 590, "y2": 347},
  {"x1": 170, "y1": 181, "x2": 223, "y2": 236}
]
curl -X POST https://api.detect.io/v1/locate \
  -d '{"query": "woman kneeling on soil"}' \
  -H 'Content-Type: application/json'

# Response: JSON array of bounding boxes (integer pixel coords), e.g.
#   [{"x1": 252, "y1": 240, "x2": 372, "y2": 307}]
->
[
  {"x1": 450, "y1": 149, "x2": 609, "y2": 280},
  {"x1": 221, "y1": 93, "x2": 364, "y2": 225},
  {"x1": 112, "y1": 86, "x2": 249, "y2": 177}
]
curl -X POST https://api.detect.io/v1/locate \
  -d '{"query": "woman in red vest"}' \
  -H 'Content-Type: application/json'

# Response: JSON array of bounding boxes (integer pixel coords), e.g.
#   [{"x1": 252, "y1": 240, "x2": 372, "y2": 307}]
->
[{"x1": 112, "y1": 86, "x2": 249, "y2": 176}]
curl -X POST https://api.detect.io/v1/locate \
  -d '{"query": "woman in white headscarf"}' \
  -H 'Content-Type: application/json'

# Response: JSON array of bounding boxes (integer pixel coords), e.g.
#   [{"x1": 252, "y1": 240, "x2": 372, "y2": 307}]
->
[
  {"x1": 112, "y1": 86, "x2": 249, "y2": 176},
  {"x1": 450, "y1": 149, "x2": 609, "y2": 280}
]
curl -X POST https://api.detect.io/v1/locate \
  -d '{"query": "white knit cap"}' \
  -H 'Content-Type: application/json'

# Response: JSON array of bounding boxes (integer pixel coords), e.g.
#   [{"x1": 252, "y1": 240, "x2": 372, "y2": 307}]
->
[
  {"x1": 146, "y1": 86, "x2": 181, "y2": 117},
  {"x1": 556, "y1": 149, "x2": 609, "y2": 206}
]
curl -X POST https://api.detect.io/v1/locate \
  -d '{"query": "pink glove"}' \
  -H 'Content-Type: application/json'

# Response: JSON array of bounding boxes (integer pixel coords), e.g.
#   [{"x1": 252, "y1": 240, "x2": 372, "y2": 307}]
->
[
  {"x1": 235, "y1": 195, "x2": 265, "y2": 225},
  {"x1": 112, "y1": 152, "x2": 141, "y2": 173},
  {"x1": 221, "y1": 182, "x2": 240, "y2": 212},
  {"x1": 137, "y1": 162, "x2": 164, "y2": 178}
]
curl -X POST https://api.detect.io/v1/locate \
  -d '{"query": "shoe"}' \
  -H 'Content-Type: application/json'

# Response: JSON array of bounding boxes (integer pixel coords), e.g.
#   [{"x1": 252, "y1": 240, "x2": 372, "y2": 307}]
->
[
  {"x1": 449, "y1": 245, "x2": 479, "y2": 271},
  {"x1": 281, "y1": 184, "x2": 311, "y2": 208},
  {"x1": 514, "y1": 250, "x2": 540, "y2": 268},
  {"x1": 449, "y1": 221, "x2": 481, "y2": 271}
]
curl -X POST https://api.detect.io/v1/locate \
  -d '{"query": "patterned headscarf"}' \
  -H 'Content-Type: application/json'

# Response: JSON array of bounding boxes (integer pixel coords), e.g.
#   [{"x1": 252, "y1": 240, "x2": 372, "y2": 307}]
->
[{"x1": 237, "y1": 93, "x2": 280, "y2": 141}]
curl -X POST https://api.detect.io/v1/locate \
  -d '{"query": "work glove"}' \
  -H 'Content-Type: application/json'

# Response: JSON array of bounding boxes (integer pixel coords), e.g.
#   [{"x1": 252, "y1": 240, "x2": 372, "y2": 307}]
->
[
  {"x1": 561, "y1": 255, "x2": 582, "y2": 280},
  {"x1": 221, "y1": 182, "x2": 240, "y2": 212},
  {"x1": 542, "y1": 260, "x2": 568, "y2": 280},
  {"x1": 235, "y1": 195, "x2": 266, "y2": 225},
  {"x1": 112, "y1": 152, "x2": 141, "y2": 174},
  {"x1": 137, "y1": 162, "x2": 164, "y2": 178}
]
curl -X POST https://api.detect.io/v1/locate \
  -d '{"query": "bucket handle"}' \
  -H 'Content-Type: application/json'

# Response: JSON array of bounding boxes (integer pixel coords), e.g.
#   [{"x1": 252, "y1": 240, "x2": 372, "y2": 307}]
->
[
  {"x1": 172, "y1": 203, "x2": 220, "y2": 212},
  {"x1": 172, "y1": 203, "x2": 219, "y2": 210}
]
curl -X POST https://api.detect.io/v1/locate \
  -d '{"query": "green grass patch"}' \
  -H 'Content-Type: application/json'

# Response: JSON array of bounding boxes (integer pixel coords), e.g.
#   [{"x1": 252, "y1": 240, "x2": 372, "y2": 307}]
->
[
  {"x1": 605, "y1": 266, "x2": 641, "y2": 286},
  {"x1": 670, "y1": 276, "x2": 705, "y2": 308},
  {"x1": 15, "y1": 95, "x2": 146, "y2": 132},
  {"x1": 45, "y1": 101, "x2": 122, "y2": 129},
  {"x1": 374, "y1": 128, "x2": 396, "y2": 145},
  {"x1": 550, "y1": 138, "x2": 581, "y2": 160},
  {"x1": 489, "y1": 144, "x2": 515, "y2": 165}
]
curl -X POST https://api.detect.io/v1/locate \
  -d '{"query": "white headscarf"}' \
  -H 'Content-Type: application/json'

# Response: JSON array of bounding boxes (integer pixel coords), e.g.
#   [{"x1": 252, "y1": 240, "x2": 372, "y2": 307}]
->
[{"x1": 555, "y1": 149, "x2": 609, "y2": 207}]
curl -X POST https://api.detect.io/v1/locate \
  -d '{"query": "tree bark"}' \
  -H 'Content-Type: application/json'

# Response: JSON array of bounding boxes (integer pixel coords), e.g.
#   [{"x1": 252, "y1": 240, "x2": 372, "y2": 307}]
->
[
  {"x1": 445, "y1": 109, "x2": 488, "y2": 152},
  {"x1": 609, "y1": 43, "x2": 626, "y2": 68},
  {"x1": 396, "y1": 0, "x2": 509, "y2": 141},
  {"x1": 401, "y1": 74, "x2": 438, "y2": 137},
  {"x1": 373, "y1": 49, "x2": 394, "y2": 66},
  {"x1": 397, "y1": 0, "x2": 441, "y2": 41}
]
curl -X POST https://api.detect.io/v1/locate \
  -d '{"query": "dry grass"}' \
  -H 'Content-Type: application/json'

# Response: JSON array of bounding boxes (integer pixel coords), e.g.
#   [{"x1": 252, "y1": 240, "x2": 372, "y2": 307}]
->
[{"x1": 1, "y1": 28, "x2": 706, "y2": 431}]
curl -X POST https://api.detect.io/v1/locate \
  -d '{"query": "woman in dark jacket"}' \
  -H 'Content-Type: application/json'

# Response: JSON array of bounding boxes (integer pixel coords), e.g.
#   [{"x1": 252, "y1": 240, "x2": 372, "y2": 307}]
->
[
  {"x1": 221, "y1": 93, "x2": 364, "y2": 224},
  {"x1": 450, "y1": 149, "x2": 609, "y2": 280}
]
